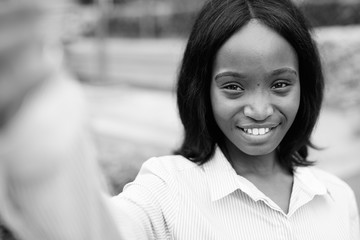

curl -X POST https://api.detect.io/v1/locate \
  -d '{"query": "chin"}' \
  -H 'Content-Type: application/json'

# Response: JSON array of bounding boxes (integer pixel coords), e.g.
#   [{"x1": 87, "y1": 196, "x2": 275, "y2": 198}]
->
[
  {"x1": 230, "y1": 140, "x2": 278, "y2": 157},
  {"x1": 242, "y1": 148, "x2": 275, "y2": 157}
]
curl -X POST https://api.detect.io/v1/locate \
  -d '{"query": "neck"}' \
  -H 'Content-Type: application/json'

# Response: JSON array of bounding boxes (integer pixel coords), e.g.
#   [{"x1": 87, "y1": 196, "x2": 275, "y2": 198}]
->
[{"x1": 222, "y1": 140, "x2": 287, "y2": 178}]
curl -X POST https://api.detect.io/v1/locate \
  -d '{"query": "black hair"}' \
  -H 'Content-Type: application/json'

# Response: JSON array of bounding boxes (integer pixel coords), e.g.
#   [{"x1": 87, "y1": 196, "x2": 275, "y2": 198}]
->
[{"x1": 175, "y1": 0, "x2": 324, "y2": 171}]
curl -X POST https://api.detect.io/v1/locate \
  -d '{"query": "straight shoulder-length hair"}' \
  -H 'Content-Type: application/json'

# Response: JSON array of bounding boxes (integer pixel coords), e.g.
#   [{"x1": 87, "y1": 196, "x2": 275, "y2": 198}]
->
[{"x1": 175, "y1": 0, "x2": 324, "y2": 171}]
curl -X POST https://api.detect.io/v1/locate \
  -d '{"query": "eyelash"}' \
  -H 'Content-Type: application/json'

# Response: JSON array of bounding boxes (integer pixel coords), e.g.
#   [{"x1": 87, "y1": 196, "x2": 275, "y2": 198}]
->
[
  {"x1": 221, "y1": 80, "x2": 291, "y2": 96},
  {"x1": 271, "y1": 81, "x2": 290, "y2": 89},
  {"x1": 223, "y1": 84, "x2": 244, "y2": 92}
]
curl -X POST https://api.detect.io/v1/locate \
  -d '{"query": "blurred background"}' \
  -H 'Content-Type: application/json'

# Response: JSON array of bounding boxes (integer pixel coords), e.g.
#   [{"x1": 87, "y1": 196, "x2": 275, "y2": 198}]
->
[{"x1": 61, "y1": 0, "x2": 360, "y2": 202}]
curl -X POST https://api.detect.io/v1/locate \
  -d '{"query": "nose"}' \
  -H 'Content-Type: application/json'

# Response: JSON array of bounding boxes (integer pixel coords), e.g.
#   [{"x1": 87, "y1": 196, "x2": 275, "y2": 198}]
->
[{"x1": 243, "y1": 94, "x2": 274, "y2": 121}]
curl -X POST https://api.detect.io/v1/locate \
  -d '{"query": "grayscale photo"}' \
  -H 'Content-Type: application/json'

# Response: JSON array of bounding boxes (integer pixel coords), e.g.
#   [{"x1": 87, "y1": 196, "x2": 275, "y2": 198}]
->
[{"x1": 0, "y1": 0, "x2": 359, "y2": 239}]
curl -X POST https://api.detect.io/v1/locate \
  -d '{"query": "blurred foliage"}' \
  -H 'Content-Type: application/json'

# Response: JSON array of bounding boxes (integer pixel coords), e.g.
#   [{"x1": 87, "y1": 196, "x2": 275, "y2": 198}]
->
[
  {"x1": 316, "y1": 26, "x2": 360, "y2": 111},
  {"x1": 79, "y1": 1, "x2": 360, "y2": 38},
  {"x1": 77, "y1": 0, "x2": 131, "y2": 4},
  {"x1": 102, "y1": 12, "x2": 196, "y2": 38},
  {"x1": 301, "y1": 2, "x2": 360, "y2": 27}
]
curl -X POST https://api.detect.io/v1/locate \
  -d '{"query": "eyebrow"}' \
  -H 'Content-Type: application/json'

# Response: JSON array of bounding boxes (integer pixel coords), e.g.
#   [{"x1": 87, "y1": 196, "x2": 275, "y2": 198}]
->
[
  {"x1": 214, "y1": 71, "x2": 246, "y2": 81},
  {"x1": 214, "y1": 67, "x2": 298, "y2": 81},
  {"x1": 269, "y1": 68, "x2": 298, "y2": 77}
]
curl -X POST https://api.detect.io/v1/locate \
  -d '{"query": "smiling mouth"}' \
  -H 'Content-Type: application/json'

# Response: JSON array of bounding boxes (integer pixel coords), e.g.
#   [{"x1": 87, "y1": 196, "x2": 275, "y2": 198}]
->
[{"x1": 239, "y1": 126, "x2": 278, "y2": 136}]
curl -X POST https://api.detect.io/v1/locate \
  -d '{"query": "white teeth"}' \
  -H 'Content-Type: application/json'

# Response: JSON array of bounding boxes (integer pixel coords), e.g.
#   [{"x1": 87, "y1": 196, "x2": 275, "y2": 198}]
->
[
  {"x1": 259, "y1": 128, "x2": 265, "y2": 135},
  {"x1": 243, "y1": 127, "x2": 272, "y2": 136}
]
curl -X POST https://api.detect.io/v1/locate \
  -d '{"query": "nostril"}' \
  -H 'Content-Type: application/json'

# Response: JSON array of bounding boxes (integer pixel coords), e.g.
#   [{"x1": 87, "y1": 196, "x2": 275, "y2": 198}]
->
[{"x1": 244, "y1": 105, "x2": 273, "y2": 121}]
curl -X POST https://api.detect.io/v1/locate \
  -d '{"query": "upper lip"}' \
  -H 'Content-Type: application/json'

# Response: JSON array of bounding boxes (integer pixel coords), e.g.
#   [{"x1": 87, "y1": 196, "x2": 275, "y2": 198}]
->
[{"x1": 237, "y1": 123, "x2": 280, "y2": 129}]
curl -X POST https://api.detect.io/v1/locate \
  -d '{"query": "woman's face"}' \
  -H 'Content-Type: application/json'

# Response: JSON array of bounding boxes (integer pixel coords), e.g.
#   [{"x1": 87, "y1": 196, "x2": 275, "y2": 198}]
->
[{"x1": 210, "y1": 20, "x2": 300, "y2": 157}]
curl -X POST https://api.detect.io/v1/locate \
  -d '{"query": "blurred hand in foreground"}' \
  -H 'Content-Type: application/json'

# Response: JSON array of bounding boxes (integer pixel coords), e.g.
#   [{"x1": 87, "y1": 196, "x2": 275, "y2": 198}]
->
[{"x1": 0, "y1": 1, "x2": 133, "y2": 239}]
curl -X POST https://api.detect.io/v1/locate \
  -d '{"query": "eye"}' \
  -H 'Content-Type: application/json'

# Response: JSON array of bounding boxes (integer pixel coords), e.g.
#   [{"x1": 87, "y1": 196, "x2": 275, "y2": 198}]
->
[
  {"x1": 271, "y1": 81, "x2": 289, "y2": 89},
  {"x1": 223, "y1": 84, "x2": 244, "y2": 92}
]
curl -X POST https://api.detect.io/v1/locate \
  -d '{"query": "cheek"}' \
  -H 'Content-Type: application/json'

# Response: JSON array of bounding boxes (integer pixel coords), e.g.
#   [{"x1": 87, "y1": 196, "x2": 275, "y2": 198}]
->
[
  {"x1": 210, "y1": 84, "x2": 238, "y2": 129},
  {"x1": 282, "y1": 84, "x2": 301, "y2": 126}
]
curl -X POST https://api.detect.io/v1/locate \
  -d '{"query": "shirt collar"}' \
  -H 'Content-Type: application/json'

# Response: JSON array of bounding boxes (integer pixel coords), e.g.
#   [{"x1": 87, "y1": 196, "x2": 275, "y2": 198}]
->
[
  {"x1": 202, "y1": 146, "x2": 240, "y2": 202},
  {"x1": 287, "y1": 167, "x2": 329, "y2": 216},
  {"x1": 203, "y1": 146, "x2": 329, "y2": 203},
  {"x1": 293, "y1": 166, "x2": 328, "y2": 197}
]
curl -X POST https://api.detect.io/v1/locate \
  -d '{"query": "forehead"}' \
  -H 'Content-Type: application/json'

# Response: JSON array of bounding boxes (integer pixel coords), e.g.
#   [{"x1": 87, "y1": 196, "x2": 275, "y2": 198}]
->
[{"x1": 214, "y1": 20, "x2": 298, "y2": 74}]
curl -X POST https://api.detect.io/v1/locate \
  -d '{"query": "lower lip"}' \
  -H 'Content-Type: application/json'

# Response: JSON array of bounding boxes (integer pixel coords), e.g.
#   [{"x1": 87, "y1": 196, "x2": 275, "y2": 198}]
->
[{"x1": 236, "y1": 126, "x2": 278, "y2": 143}]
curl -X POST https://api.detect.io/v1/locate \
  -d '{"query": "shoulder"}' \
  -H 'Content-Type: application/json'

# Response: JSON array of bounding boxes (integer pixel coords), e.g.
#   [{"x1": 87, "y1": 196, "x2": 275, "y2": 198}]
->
[
  {"x1": 309, "y1": 167, "x2": 350, "y2": 189},
  {"x1": 118, "y1": 155, "x2": 199, "y2": 212},
  {"x1": 113, "y1": 156, "x2": 195, "y2": 238},
  {"x1": 308, "y1": 168, "x2": 360, "y2": 236},
  {"x1": 132, "y1": 155, "x2": 200, "y2": 186},
  {"x1": 141, "y1": 154, "x2": 199, "y2": 174},
  {"x1": 308, "y1": 167, "x2": 356, "y2": 200}
]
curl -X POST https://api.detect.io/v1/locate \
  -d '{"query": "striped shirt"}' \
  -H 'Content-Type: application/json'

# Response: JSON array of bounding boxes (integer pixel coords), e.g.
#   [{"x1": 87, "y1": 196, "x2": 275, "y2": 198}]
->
[{"x1": 112, "y1": 146, "x2": 360, "y2": 240}]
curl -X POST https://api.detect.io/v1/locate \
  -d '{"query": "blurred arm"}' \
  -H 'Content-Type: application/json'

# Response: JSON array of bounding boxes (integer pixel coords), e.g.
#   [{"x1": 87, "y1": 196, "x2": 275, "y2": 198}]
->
[{"x1": 0, "y1": 73, "x2": 126, "y2": 240}]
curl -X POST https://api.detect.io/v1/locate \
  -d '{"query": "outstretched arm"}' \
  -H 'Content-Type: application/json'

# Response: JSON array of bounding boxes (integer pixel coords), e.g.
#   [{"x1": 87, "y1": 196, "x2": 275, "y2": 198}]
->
[{"x1": 0, "y1": 74, "x2": 129, "y2": 240}]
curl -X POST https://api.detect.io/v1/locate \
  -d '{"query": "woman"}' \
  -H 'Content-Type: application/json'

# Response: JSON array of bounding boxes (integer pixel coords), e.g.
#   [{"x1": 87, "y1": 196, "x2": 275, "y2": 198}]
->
[
  {"x1": 1, "y1": 0, "x2": 359, "y2": 239},
  {"x1": 112, "y1": 0, "x2": 360, "y2": 239}
]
